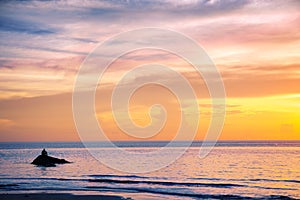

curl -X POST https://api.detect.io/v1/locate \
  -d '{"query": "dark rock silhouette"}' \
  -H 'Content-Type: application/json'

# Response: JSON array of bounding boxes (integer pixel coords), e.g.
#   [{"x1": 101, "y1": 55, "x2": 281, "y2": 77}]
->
[{"x1": 31, "y1": 149, "x2": 70, "y2": 167}]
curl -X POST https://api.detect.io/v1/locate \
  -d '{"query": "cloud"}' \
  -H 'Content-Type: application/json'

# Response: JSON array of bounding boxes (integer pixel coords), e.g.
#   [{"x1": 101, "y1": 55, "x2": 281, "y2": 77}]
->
[
  {"x1": 0, "y1": 118, "x2": 15, "y2": 128},
  {"x1": 0, "y1": 56, "x2": 83, "y2": 99},
  {"x1": 1, "y1": 0, "x2": 299, "y2": 61},
  {"x1": 1, "y1": 0, "x2": 300, "y2": 142},
  {"x1": 0, "y1": 16, "x2": 56, "y2": 35},
  {"x1": 0, "y1": 0, "x2": 299, "y2": 100}
]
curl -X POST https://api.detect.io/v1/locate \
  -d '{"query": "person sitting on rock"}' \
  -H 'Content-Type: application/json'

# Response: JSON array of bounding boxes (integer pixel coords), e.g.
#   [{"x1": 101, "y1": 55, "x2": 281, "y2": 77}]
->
[
  {"x1": 41, "y1": 148, "x2": 48, "y2": 156},
  {"x1": 31, "y1": 148, "x2": 70, "y2": 167}
]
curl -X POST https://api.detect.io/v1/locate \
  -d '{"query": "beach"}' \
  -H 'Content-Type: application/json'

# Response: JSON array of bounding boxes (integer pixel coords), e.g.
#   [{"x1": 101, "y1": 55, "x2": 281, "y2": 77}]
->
[{"x1": 0, "y1": 193, "x2": 127, "y2": 200}]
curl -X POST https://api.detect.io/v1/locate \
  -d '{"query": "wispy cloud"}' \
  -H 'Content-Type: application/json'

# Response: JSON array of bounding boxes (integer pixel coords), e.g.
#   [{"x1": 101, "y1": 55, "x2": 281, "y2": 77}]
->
[
  {"x1": 0, "y1": 0, "x2": 300, "y2": 141},
  {"x1": 0, "y1": 16, "x2": 56, "y2": 35}
]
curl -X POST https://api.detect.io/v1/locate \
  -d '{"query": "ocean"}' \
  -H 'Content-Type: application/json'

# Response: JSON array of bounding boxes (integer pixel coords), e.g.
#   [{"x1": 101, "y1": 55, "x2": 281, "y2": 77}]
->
[{"x1": 0, "y1": 141, "x2": 299, "y2": 199}]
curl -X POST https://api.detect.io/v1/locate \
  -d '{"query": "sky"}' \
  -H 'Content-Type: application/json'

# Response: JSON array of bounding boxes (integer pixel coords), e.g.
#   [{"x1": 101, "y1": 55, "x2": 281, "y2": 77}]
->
[{"x1": 0, "y1": 0, "x2": 299, "y2": 142}]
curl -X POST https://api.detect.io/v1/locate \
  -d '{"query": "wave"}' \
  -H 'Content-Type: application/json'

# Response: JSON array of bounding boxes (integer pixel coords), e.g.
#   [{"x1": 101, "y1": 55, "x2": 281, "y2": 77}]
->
[
  {"x1": 87, "y1": 178, "x2": 297, "y2": 191},
  {"x1": 88, "y1": 174, "x2": 147, "y2": 179},
  {"x1": 4, "y1": 176, "x2": 297, "y2": 190},
  {"x1": 2, "y1": 185, "x2": 297, "y2": 199},
  {"x1": 87, "y1": 185, "x2": 249, "y2": 198},
  {"x1": 88, "y1": 178, "x2": 245, "y2": 188},
  {"x1": 3, "y1": 176, "x2": 297, "y2": 191},
  {"x1": 248, "y1": 178, "x2": 300, "y2": 184},
  {"x1": 0, "y1": 184, "x2": 19, "y2": 188},
  {"x1": 1, "y1": 177, "x2": 298, "y2": 199},
  {"x1": 190, "y1": 177, "x2": 300, "y2": 184},
  {"x1": 86, "y1": 186, "x2": 297, "y2": 200}
]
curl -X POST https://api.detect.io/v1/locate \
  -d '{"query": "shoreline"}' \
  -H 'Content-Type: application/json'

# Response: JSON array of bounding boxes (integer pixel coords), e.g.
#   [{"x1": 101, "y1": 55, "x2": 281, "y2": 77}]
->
[{"x1": 0, "y1": 193, "x2": 130, "y2": 200}]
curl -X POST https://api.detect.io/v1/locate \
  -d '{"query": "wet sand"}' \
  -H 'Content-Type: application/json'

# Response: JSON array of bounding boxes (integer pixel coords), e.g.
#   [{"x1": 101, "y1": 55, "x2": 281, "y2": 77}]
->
[{"x1": 0, "y1": 193, "x2": 129, "y2": 200}]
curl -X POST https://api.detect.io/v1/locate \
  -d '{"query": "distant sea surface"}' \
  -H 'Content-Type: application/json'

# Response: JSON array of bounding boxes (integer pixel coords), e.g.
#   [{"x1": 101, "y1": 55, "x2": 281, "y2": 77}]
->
[{"x1": 0, "y1": 141, "x2": 299, "y2": 199}]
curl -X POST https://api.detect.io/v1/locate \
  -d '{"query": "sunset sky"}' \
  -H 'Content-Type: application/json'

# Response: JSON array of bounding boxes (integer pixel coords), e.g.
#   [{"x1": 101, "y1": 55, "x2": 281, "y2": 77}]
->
[{"x1": 0, "y1": 0, "x2": 299, "y2": 142}]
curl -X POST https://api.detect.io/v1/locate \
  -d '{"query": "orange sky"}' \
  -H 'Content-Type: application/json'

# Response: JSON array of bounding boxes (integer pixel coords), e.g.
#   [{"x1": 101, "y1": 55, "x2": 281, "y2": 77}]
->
[{"x1": 0, "y1": 0, "x2": 299, "y2": 142}]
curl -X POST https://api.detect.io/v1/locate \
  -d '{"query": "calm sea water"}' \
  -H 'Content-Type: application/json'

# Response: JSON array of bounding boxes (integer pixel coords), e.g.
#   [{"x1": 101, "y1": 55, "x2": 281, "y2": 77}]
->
[{"x1": 0, "y1": 141, "x2": 299, "y2": 199}]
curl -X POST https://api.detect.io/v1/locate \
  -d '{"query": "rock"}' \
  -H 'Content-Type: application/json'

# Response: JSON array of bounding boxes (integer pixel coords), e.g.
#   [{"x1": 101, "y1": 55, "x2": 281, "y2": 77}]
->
[{"x1": 31, "y1": 149, "x2": 71, "y2": 167}]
